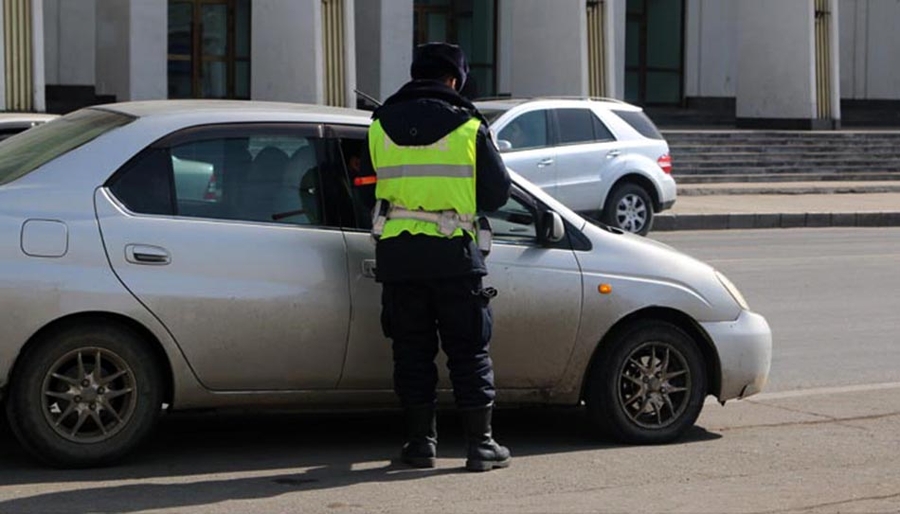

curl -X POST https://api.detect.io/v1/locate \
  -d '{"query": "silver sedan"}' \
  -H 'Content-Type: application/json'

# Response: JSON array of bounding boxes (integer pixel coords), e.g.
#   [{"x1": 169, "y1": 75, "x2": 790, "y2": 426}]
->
[{"x1": 0, "y1": 101, "x2": 771, "y2": 468}]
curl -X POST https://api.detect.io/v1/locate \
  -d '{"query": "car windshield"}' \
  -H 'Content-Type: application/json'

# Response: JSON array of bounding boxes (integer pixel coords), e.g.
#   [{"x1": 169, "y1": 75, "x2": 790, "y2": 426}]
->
[
  {"x1": 0, "y1": 109, "x2": 133, "y2": 186},
  {"x1": 611, "y1": 109, "x2": 664, "y2": 140}
]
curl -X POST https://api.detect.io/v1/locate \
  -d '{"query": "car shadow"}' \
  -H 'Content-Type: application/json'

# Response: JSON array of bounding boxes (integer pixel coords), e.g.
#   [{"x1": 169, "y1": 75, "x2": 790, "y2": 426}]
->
[{"x1": 0, "y1": 407, "x2": 721, "y2": 513}]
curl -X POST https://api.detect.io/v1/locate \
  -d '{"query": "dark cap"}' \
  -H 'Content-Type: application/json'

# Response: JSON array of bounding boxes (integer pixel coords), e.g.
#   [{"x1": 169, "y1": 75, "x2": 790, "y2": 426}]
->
[{"x1": 410, "y1": 42, "x2": 469, "y2": 92}]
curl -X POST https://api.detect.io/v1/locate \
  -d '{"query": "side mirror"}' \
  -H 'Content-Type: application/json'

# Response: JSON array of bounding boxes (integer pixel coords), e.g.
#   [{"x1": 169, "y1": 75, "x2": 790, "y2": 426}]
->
[
  {"x1": 541, "y1": 211, "x2": 565, "y2": 244},
  {"x1": 496, "y1": 139, "x2": 512, "y2": 152}
]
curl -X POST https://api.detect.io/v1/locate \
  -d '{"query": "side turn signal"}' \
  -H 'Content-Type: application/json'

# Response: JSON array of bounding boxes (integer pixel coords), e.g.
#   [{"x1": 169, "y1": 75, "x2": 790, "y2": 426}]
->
[{"x1": 598, "y1": 284, "x2": 612, "y2": 295}]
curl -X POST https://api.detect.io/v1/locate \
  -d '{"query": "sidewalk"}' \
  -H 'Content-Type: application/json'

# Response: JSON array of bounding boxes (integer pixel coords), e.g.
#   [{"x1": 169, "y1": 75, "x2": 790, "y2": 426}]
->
[{"x1": 654, "y1": 181, "x2": 900, "y2": 231}]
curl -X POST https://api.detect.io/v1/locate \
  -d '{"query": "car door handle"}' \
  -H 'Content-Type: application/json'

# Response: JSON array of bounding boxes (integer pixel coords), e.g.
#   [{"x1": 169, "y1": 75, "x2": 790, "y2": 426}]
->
[
  {"x1": 361, "y1": 259, "x2": 377, "y2": 279},
  {"x1": 537, "y1": 158, "x2": 554, "y2": 168},
  {"x1": 125, "y1": 244, "x2": 171, "y2": 265},
  {"x1": 606, "y1": 150, "x2": 621, "y2": 159}
]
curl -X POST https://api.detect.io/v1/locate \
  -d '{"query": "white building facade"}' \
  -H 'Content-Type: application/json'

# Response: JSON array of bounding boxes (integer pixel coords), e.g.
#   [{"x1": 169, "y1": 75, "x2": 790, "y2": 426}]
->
[{"x1": 1, "y1": 0, "x2": 898, "y2": 128}]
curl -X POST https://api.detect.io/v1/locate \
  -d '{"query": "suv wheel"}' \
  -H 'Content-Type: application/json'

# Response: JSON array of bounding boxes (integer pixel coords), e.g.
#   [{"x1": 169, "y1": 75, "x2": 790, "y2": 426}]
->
[{"x1": 604, "y1": 183, "x2": 653, "y2": 235}]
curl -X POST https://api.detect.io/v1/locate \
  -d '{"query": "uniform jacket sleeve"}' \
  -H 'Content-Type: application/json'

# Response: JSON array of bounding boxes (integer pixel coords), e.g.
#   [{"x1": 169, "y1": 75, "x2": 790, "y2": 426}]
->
[{"x1": 475, "y1": 124, "x2": 511, "y2": 212}]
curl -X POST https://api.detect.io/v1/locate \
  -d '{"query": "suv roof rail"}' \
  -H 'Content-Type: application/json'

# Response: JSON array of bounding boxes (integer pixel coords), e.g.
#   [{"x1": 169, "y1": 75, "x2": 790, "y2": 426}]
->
[
  {"x1": 533, "y1": 95, "x2": 630, "y2": 104},
  {"x1": 474, "y1": 95, "x2": 631, "y2": 105}
]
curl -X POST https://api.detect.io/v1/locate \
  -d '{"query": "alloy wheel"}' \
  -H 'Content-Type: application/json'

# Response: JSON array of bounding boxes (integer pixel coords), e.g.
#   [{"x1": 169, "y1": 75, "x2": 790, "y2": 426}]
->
[
  {"x1": 616, "y1": 342, "x2": 691, "y2": 430},
  {"x1": 615, "y1": 193, "x2": 648, "y2": 233},
  {"x1": 41, "y1": 347, "x2": 138, "y2": 443}
]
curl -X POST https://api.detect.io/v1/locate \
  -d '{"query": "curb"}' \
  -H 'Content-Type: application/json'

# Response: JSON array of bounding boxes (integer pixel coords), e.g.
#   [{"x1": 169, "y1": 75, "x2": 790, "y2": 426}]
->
[{"x1": 653, "y1": 212, "x2": 900, "y2": 231}]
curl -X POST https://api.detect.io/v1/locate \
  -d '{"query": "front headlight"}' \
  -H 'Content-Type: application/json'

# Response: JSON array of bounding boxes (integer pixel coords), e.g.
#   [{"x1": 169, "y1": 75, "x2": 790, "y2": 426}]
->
[{"x1": 716, "y1": 271, "x2": 750, "y2": 310}]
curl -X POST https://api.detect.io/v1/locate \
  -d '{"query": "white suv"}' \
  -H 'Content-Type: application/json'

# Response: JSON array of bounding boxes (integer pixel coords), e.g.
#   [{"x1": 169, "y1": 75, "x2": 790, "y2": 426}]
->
[{"x1": 476, "y1": 98, "x2": 676, "y2": 235}]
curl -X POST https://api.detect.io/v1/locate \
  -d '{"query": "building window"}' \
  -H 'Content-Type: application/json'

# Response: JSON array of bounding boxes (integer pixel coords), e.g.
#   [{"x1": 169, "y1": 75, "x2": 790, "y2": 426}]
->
[
  {"x1": 413, "y1": 0, "x2": 496, "y2": 99},
  {"x1": 168, "y1": 0, "x2": 251, "y2": 99},
  {"x1": 625, "y1": 0, "x2": 684, "y2": 106}
]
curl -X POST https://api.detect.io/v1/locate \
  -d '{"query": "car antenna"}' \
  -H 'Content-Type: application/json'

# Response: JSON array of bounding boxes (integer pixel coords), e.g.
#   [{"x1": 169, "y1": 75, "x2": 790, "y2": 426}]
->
[{"x1": 354, "y1": 89, "x2": 382, "y2": 109}]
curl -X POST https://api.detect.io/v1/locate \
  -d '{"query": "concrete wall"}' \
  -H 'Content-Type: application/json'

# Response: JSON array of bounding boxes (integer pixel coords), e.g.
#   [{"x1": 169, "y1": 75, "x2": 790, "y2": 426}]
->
[
  {"x1": 44, "y1": 0, "x2": 95, "y2": 86},
  {"x1": 355, "y1": 0, "x2": 413, "y2": 104},
  {"x1": 839, "y1": 0, "x2": 900, "y2": 100},
  {"x1": 684, "y1": 0, "x2": 737, "y2": 98},
  {"x1": 608, "y1": 0, "x2": 624, "y2": 99},
  {"x1": 499, "y1": 0, "x2": 587, "y2": 97},
  {"x1": 736, "y1": 0, "x2": 817, "y2": 121},
  {"x1": 95, "y1": 0, "x2": 165, "y2": 102},
  {"x1": 252, "y1": 0, "x2": 323, "y2": 103}
]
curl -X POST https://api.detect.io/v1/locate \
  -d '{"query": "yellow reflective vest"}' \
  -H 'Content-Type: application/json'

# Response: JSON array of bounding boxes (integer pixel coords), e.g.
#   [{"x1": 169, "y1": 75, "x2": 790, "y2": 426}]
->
[{"x1": 369, "y1": 117, "x2": 481, "y2": 240}]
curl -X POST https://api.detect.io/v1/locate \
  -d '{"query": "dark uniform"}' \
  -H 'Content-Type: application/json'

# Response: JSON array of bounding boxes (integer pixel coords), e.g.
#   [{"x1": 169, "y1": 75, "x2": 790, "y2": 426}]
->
[{"x1": 359, "y1": 43, "x2": 512, "y2": 471}]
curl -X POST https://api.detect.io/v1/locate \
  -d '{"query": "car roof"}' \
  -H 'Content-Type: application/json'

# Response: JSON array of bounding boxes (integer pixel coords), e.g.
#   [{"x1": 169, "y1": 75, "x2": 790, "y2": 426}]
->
[
  {"x1": 475, "y1": 97, "x2": 642, "y2": 112},
  {"x1": 93, "y1": 100, "x2": 372, "y2": 124}
]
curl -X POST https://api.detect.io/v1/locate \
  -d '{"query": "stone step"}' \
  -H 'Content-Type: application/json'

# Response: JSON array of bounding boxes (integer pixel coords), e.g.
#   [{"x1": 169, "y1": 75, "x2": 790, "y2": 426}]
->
[
  {"x1": 673, "y1": 159, "x2": 900, "y2": 169},
  {"x1": 670, "y1": 144, "x2": 900, "y2": 153},
  {"x1": 677, "y1": 181, "x2": 900, "y2": 196},
  {"x1": 673, "y1": 165, "x2": 900, "y2": 175},
  {"x1": 674, "y1": 172, "x2": 900, "y2": 184}
]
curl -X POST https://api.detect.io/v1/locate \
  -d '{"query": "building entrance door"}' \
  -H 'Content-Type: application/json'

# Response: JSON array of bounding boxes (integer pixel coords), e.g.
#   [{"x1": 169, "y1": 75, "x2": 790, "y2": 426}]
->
[
  {"x1": 167, "y1": 0, "x2": 250, "y2": 99},
  {"x1": 625, "y1": 0, "x2": 684, "y2": 105}
]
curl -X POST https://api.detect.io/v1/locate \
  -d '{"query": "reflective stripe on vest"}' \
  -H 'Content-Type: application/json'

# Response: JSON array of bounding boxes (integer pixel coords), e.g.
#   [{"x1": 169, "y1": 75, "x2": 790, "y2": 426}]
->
[{"x1": 369, "y1": 117, "x2": 480, "y2": 240}]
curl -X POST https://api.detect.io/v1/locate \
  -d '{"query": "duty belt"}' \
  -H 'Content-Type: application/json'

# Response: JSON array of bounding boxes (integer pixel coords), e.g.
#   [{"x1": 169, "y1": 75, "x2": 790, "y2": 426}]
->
[
  {"x1": 370, "y1": 199, "x2": 493, "y2": 256},
  {"x1": 371, "y1": 200, "x2": 475, "y2": 238}
]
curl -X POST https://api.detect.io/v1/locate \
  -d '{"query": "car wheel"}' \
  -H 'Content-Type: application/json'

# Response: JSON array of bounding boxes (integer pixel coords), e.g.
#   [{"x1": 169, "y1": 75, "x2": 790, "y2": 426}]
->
[
  {"x1": 585, "y1": 321, "x2": 706, "y2": 444},
  {"x1": 5, "y1": 322, "x2": 164, "y2": 468},
  {"x1": 603, "y1": 183, "x2": 653, "y2": 235}
]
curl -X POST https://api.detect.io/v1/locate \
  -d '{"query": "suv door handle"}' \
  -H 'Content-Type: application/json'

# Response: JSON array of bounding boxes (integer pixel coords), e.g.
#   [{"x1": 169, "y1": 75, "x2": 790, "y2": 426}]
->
[
  {"x1": 125, "y1": 244, "x2": 171, "y2": 265},
  {"x1": 606, "y1": 150, "x2": 621, "y2": 159},
  {"x1": 537, "y1": 158, "x2": 554, "y2": 168}
]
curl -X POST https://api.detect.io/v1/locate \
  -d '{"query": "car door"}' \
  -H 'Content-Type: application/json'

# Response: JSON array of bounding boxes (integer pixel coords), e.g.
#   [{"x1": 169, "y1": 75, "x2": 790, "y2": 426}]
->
[
  {"x1": 551, "y1": 107, "x2": 620, "y2": 212},
  {"x1": 494, "y1": 109, "x2": 557, "y2": 195},
  {"x1": 95, "y1": 124, "x2": 351, "y2": 391},
  {"x1": 333, "y1": 127, "x2": 583, "y2": 390}
]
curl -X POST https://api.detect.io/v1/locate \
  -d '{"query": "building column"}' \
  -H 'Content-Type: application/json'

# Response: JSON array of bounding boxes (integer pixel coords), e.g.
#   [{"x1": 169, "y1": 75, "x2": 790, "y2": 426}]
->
[
  {"x1": 735, "y1": 0, "x2": 840, "y2": 129},
  {"x1": 95, "y1": 0, "x2": 166, "y2": 102},
  {"x1": 354, "y1": 0, "x2": 412, "y2": 107},
  {"x1": 498, "y1": 0, "x2": 588, "y2": 97},
  {"x1": 0, "y1": 0, "x2": 46, "y2": 112},
  {"x1": 252, "y1": 0, "x2": 320, "y2": 103}
]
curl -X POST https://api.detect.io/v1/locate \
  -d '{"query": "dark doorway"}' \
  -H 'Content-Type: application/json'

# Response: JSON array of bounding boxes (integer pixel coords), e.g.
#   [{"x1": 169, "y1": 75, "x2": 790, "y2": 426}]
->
[
  {"x1": 413, "y1": 0, "x2": 497, "y2": 98},
  {"x1": 625, "y1": 0, "x2": 684, "y2": 106},
  {"x1": 168, "y1": 0, "x2": 251, "y2": 99}
]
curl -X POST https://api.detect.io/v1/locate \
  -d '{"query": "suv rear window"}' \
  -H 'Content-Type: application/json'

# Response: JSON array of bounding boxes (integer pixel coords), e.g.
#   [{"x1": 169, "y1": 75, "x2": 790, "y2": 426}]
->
[
  {"x1": 0, "y1": 109, "x2": 133, "y2": 186},
  {"x1": 611, "y1": 109, "x2": 664, "y2": 140}
]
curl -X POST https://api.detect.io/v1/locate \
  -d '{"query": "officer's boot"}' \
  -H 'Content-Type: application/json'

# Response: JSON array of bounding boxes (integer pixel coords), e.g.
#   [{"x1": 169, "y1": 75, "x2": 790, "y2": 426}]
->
[
  {"x1": 462, "y1": 405, "x2": 511, "y2": 472},
  {"x1": 400, "y1": 405, "x2": 437, "y2": 468}
]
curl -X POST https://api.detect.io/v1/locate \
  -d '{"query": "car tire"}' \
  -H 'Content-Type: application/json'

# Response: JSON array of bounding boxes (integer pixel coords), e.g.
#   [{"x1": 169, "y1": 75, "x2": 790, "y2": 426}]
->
[
  {"x1": 603, "y1": 183, "x2": 654, "y2": 236},
  {"x1": 585, "y1": 321, "x2": 706, "y2": 444},
  {"x1": 5, "y1": 322, "x2": 164, "y2": 468}
]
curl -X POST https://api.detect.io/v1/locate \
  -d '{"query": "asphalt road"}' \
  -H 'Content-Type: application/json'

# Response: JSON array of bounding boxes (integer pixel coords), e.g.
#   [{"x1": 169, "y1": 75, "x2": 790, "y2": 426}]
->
[{"x1": 1, "y1": 227, "x2": 898, "y2": 514}]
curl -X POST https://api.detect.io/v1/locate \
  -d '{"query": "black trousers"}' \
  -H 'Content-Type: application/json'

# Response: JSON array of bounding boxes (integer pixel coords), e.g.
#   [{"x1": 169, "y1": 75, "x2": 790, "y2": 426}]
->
[{"x1": 380, "y1": 276, "x2": 496, "y2": 408}]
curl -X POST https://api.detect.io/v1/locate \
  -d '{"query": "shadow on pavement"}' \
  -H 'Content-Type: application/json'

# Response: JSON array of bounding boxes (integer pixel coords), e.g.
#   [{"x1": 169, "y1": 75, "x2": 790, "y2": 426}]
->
[{"x1": 0, "y1": 407, "x2": 721, "y2": 512}]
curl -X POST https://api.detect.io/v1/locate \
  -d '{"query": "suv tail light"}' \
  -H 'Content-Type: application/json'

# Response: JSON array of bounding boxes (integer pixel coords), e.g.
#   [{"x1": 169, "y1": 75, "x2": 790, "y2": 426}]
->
[{"x1": 657, "y1": 154, "x2": 672, "y2": 174}]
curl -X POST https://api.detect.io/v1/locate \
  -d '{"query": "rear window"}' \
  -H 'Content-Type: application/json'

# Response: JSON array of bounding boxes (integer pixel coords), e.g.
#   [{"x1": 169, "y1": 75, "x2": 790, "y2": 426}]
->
[
  {"x1": 479, "y1": 109, "x2": 507, "y2": 123},
  {"x1": 611, "y1": 109, "x2": 664, "y2": 140},
  {"x1": 0, "y1": 109, "x2": 133, "y2": 186}
]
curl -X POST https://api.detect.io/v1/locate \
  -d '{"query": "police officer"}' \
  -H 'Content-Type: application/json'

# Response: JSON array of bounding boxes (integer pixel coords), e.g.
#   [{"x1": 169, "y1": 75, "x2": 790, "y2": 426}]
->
[{"x1": 360, "y1": 42, "x2": 512, "y2": 472}]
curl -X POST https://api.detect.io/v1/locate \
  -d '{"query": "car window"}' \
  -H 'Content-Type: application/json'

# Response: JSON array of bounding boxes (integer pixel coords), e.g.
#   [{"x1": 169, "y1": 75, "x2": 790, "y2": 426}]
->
[
  {"x1": 109, "y1": 149, "x2": 174, "y2": 216},
  {"x1": 0, "y1": 109, "x2": 132, "y2": 186},
  {"x1": 611, "y1": 109, "x2": 664, "y2": 140},
  {"x1": 555, "y1": 108, "x2": 617, "y2": 145},
  {"x1": 592, "y1": 114, "x2": 616, "y2": 142},
  {"x1": 109, "y1": 128, "x2": 342, "y2": 227},
  {"x1": 555, "y1": 108, "x2": 596, "y2": 145},
  {"x1": 497, "y1": 110, "x2": 549, "y2": 151},
  {"x1": 482, "y1": 194, "x2": 538, "y2": 244}
]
